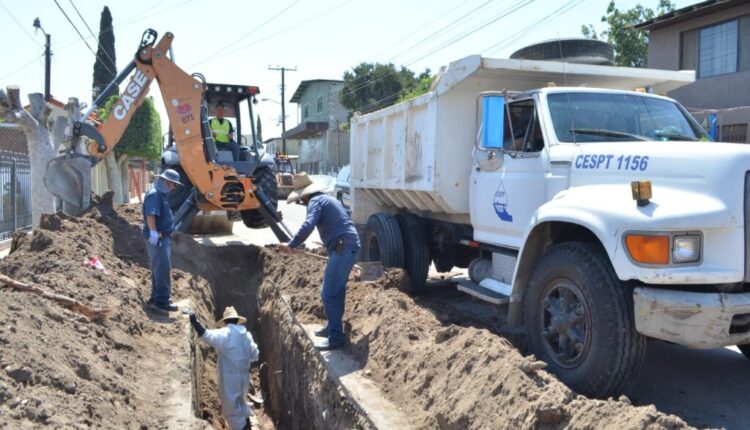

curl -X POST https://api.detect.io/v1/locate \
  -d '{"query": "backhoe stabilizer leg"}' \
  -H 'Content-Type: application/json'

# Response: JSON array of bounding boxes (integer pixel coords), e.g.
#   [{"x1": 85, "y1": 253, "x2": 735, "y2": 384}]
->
[
  {"x1": 174, "y1": 188, "x2": 199, "y2": 233},
  {"x1": 253, "y1": 187, "x2": 291, "y2": 242}
]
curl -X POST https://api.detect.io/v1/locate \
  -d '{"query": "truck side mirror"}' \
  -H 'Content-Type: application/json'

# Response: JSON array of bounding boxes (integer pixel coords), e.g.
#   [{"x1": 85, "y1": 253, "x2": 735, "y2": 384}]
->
[{"x1": 481, "y1": 95, "x2": 505, "y2": 149}]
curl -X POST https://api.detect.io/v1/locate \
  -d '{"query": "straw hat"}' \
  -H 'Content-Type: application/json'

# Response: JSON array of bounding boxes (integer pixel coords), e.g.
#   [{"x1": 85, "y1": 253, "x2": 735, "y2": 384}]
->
[
  {"x1": 286, "y1": 172, "x2": 329, "y2": 204},
  {"x1": 218, "y1": 306, "x2": 247, "y2": 325}
]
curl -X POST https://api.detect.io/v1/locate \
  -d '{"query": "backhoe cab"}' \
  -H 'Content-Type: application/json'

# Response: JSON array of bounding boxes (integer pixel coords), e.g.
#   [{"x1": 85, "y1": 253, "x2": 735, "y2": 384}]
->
[{"x1": 44, "y1": 29, "x2": 291, "y2": 242}]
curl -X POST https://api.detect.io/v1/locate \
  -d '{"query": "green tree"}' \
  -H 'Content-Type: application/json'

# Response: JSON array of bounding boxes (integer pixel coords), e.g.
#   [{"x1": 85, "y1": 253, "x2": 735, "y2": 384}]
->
[
  {"x1": 99, "y1": 95, "x2": 162, "y2": 203},
  {"x1": 398, "y1": 69, "x2": 433, "y2": 103},
  {"x1": 582, "y1": 0, "x2": 675, "y2": 68},
  {"x1": 256, "y1": 114, "x2": 263, "y2": 143},
  {"x1": 92, "y1": 6, "x2": 116, "y2": 99}
]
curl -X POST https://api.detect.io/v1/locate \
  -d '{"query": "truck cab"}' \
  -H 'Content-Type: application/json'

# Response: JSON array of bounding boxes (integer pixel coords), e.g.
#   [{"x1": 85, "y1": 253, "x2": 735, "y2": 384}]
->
[{"x1": 351, "y1": 55, "x2": 750, "y2": 399}]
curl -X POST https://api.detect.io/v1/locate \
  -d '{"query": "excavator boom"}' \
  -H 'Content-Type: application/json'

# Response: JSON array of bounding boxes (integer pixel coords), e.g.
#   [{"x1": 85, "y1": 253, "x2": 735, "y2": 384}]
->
[{"x1": 45, "y1": 29, "x2": 291, "y2": 241}]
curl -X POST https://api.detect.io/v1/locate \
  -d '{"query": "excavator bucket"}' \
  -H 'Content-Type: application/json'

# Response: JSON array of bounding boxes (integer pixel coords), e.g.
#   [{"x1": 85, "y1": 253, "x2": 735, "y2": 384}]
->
[{"x1": 44, "y1": 155, "x2": 92, "y2": 213}]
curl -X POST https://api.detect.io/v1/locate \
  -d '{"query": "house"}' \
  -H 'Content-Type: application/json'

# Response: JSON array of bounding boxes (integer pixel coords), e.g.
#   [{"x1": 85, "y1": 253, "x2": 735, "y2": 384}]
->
[
  {"x1": 283, "y1": 80, "x2": 351, "y2": 174},
  {"x1": 635, "y1": 0, "x2": 750, "y2": 143}
]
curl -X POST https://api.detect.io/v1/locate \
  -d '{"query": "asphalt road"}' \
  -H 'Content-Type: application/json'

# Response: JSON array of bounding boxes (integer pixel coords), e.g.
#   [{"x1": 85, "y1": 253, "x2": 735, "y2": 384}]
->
[{"x1": 203, "y1": 200, "x2": 750, "y2": 430}]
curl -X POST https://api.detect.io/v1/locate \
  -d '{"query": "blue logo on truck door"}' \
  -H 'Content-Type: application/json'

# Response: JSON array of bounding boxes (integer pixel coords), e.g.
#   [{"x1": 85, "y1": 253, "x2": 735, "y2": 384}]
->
[{"x1": 493, "y1": 181, "x2": 513, "y2": 222}]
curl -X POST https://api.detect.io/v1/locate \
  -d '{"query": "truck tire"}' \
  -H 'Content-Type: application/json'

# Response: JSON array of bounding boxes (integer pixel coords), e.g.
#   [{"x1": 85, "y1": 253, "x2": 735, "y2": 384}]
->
[
  {"x1": 524, "y1": 242, "x2": 646, "y2": 398},
  {"x1": 241, "y1": 166, "x2": 278, "y2": 229},
  {"x1": 396, "y1": 213, "x2": 431, "y2": 295},
  {"x1": 363, "y1": 213, "x2": 404, "y2": 268},
  {"x1": 738, "y1": 344, "x2": 750, "y2": 360}
]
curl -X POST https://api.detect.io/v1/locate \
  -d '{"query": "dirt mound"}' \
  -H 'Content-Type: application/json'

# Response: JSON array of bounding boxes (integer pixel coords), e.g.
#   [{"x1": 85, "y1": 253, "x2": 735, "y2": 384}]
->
[
  {"x1": 0, "y1": 197, "x2": 210, "y2": 428},
  {"x1": 260, "y1": 246, "x2": 695, "y2": 430}
]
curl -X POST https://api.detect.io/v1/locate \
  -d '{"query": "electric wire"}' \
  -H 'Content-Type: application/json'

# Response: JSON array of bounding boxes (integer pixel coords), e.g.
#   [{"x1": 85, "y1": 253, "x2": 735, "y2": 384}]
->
[
  {"x1": 67, "y1": 0, "x2": 118, "y2": 77},
  {"x1": 0, "y1": 55, "x2": 44, "y2": 81},
  {"x1": 51, "y1": 0, "x2": 108, "y2": 72},
  {"x1": 0, "y1": 0, "x2": 43, "y2": 48},
  {"x1": 189, "y1": 0, "x2": 302, "y2": 69}
]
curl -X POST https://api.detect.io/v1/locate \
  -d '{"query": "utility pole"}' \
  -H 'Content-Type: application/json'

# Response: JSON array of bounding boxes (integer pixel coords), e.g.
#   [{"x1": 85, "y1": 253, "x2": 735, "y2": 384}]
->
[
  {"x1": 268, "y1": 66, "x2": 297, "y2": 155},
  {"x1": 33, "y1": 18, "x2": 51, "y2": 102}
]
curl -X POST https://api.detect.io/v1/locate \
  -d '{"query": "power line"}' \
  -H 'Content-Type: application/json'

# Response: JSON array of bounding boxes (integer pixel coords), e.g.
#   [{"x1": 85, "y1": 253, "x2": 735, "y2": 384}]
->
[
  {"x1": 0, "y1": 0, "x2": 43, "y2": 48},
  {"x1": 190, "y1": 0, "x2": 302, "y2": 69},
  {"x1": 51, "y1": 0, "x2": 102, "y2": 61},
  {"x1": 67, "y1": 0, "x2": 118, "y2": 76},
  {"x1": 389, "y1": 0, "x2": 495, "y2": 62},
  {"x1": 0, "y1": 55, "x2": 44, "y2": 81},
  {"x1": 404, "y1": 0, "x2": 535, "y2": 66}
]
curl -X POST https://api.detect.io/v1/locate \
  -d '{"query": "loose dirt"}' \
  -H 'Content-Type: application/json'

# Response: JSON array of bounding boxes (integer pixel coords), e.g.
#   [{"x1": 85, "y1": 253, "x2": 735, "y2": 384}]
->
[
  {"x1": 259, "y1": 248, "x2": 698, "y2": 430},
  {"x1": 0, "y1": 195, "x2": 268, "y2": 429},
  {"x1": 0, "y1": 195, "x2": 702, "y2": 429}
]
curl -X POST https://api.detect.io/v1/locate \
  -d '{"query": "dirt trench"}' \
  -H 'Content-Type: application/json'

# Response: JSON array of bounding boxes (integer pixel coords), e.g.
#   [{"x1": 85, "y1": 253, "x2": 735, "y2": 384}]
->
[{"x1": 0, "y1": 198, "x2": 704, "y2": 429}]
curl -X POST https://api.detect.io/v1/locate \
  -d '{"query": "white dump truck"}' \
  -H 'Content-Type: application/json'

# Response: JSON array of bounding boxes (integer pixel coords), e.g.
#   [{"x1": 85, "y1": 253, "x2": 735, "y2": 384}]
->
[{"x1": 350, "y1": 55, "x2": 750, "y2": 398}]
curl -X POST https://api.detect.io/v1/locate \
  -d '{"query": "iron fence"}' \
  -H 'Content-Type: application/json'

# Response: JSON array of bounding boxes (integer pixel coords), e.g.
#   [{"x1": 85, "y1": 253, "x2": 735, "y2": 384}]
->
[{"x1": 0, "y1": 151, "x2": 32, "y2": 240}]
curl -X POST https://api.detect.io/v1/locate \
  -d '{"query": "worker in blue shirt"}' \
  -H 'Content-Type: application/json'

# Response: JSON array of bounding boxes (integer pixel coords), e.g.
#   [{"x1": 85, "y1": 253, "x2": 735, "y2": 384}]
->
[
  {"x1": 142, "y1": 169, "x2": 182, "y2": 314},
  {"x1": 280, "y1": 173, "x2": 360, "y2": 350}
]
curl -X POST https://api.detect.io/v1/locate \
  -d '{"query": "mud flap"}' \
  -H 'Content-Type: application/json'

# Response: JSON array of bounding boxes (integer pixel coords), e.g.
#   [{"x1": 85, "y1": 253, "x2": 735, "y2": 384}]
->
[{"x1": 44, "y1": 155, "x2": 93, "y2": 214}]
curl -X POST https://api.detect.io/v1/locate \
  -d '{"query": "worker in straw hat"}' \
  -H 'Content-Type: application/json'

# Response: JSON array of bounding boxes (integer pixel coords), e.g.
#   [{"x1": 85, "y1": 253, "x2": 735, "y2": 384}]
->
[
  {"x1": 143, "y1": 169, "x2": 182, "y2": 315},
  {"x1": 280, "y1": 172, "x2": 361, "y2": 350},
  {"x1": 190, "y1": 306, "x2": 260, "y2": 430}
]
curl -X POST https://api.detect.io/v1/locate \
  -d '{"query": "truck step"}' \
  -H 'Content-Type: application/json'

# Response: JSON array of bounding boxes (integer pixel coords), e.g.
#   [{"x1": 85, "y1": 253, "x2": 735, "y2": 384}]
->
[{"x1": 456, "y1": 279, "x2": 510, "y2": 305}]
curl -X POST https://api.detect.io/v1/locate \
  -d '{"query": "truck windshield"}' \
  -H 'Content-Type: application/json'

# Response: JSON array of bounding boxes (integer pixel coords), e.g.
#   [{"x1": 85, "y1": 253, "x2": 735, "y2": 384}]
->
[{"x1": 547, "y1": 92, "x2": 709, "y2": 143}]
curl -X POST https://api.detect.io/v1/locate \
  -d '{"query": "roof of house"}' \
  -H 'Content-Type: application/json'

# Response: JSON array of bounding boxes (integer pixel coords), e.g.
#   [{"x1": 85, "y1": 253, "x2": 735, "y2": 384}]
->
[
  {"x1": 282, "y1": 121, "x2": 329, "y2": 139},
  {"x1": 0, "y1": 124, "x2": 29, "y2": 154},
  {"x1": 634, "y1": 0, "x2": 747, "y2": 31},
  {"x1": 289, "y1": 79, "x2": 343, "y2": 103}
]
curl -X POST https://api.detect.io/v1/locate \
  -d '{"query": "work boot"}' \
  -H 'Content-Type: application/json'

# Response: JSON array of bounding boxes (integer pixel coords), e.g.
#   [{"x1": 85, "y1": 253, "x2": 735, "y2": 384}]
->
[
  {"x1": 313, "y1": 339, "x2": 345, "y2": 351},
  {"x1": 313, "y1": 326, "x2": 328, "y2": 337},
  {"x1": 147, "y1": 302, "x2": 178, "y2": 314}
]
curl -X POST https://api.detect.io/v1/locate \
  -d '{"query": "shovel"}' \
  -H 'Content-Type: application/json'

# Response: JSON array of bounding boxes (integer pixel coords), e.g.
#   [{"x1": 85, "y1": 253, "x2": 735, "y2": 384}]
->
[{"x1": 297, "y1": 250, "x2": 383, "y2": 281}]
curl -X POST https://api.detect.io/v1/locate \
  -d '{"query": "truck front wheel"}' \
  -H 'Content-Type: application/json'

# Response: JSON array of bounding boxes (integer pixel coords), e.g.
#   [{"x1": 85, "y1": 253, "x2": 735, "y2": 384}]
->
[
  {"x1": 240, "y1": 166, "x2": 278, "y2": 229},
  {"x1": 524, "y1": 242, "x2": 646, "y2": 398}
]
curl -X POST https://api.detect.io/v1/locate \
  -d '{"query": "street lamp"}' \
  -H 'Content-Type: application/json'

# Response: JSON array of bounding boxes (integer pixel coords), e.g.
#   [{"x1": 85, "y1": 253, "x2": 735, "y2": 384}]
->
[{"x1": 32, "y1": 18, "x2": 51, "y2": 102}]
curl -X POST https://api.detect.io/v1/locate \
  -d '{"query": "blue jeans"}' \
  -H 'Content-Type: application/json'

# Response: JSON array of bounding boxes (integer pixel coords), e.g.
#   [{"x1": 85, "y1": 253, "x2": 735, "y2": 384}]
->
[
  {"x1": 146, "y1": 236, "x2": 172, "y2": 306},
  {"x1": 322, "y1": 245, "x2": 359, "y2": 346}
]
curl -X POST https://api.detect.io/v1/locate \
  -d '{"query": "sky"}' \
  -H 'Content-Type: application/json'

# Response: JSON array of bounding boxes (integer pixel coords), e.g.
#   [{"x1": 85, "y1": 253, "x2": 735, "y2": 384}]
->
[{"x1": 0, "y1": 0, "x2": 699, "y2": 140}]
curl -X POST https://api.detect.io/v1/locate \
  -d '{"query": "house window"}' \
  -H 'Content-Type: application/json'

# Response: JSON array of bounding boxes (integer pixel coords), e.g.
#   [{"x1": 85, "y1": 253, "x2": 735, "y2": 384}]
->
[
  {"x1": 682, "y1": 16, "x2": 750, "y2": 77},
  {"x1": 317, "y1": 96, "x2": 323, "y2": 113},
  {"x1": 304, "y1": 105, "x2": 309, "y2": 120},
  {"x1": 699, "y1": 20, "x2": 738, "y2": 78}
]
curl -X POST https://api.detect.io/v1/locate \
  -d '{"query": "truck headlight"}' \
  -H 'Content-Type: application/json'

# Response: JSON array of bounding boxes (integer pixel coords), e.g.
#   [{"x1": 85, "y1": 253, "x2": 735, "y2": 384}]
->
[{"x1": 673, "y1": 235, "x2": 701, "y2": 263}]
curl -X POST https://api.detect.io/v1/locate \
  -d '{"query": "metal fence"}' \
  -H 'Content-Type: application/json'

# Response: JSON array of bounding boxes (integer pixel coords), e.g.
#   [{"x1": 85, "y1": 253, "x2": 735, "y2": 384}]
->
[{"x1": 0, "y1": 151, "x2": 32, "y2": 240}]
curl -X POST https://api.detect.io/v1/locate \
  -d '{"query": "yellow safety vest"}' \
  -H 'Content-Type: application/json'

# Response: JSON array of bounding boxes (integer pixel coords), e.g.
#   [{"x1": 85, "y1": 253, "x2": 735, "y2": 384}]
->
[{"x1": 210, "y1": 118, "x2": 231, "y2": 143}]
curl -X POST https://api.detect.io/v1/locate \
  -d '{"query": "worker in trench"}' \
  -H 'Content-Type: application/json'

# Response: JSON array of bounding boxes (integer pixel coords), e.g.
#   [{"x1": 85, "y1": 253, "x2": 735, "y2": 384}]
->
[
  {"x1": 142, "y1": 169, "x2": 182, "y2": 314},
  {"x1": 280, "y1": 172, "x2": 361, "y2": 350},
  {"x1": 189, "y1": 307, "x2": 260, "y2": 430}
]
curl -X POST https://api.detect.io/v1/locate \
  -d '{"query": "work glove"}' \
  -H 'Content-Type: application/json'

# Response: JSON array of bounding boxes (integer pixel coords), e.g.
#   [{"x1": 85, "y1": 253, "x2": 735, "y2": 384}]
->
[
  {"x1": 148, "y1": 230, "x2": 159, "y2": 246},
  {"x1": 189, "y1": 312, "x2": 206, "y2": 336}
]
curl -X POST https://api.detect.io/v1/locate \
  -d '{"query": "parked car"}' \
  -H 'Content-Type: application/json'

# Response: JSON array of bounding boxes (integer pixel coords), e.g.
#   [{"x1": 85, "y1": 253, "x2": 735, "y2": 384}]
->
[{"x1": 334, "y1": 165, "x2": 351, "y2": 210}]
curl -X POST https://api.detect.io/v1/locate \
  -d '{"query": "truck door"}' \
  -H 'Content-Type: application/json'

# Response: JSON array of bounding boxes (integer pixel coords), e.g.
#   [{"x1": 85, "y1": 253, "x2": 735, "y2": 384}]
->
[{"x1": 471, "y1": 96, "x2": 547, "y2": 248}]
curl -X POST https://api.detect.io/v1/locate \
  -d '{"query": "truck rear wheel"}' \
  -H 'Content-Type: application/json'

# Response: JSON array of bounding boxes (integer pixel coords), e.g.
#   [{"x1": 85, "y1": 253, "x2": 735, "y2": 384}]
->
[
  {"x1": 738, "y1": 344, "x2": 750, "y2": 360},
  {"x1": 363, "y1": 213, "x2": 404, "y2": 268},
  {"x1": 241, "y1": 166, "x2": 278, "y2": 229},
  {"x1": 396, "y1": 213, "x2": 430, "y2": 295},
  {"x1": 524, "y1": 242, "x2": 646, "y2": 398}
]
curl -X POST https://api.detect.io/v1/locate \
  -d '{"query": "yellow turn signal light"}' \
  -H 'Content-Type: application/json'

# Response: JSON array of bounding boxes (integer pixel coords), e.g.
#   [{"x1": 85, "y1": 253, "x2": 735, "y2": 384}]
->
[{"x1": 625, "y1": 234, "x2": 669, "y2": 264}]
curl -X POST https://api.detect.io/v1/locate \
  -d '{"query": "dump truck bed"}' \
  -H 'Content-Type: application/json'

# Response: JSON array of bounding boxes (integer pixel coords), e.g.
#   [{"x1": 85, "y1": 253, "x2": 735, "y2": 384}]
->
[{"x1": 350, "y1": 55, "x2": 694, "y2": 223}]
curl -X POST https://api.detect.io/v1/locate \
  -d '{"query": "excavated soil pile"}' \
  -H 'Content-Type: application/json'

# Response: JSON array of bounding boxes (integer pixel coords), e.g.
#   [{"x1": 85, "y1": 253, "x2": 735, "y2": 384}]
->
[
  {"x1": 0, "y1": 195, "x2": 266, "y2": 428},
  {"x1": 260, "y1": 248, "x2": 696, "y2": 430}
]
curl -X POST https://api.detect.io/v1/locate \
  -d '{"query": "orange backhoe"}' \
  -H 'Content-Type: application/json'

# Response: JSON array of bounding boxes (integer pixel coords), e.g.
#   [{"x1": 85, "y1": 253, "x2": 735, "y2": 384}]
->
[{"x1": 44, "y1": 29, "x2": 293, "y2": 242}]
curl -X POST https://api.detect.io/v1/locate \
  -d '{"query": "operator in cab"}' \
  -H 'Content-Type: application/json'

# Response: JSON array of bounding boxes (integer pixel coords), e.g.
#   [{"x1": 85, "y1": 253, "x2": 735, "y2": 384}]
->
[
  {"x1": 142, "y1": 169, "x2": 182, "y2": 314},
  {"x1": 210, "y1": 102, "x2": 241, "y2": 161},
  {"x1": 280, "y1": 173, "x2": 361, "y2": 350}
]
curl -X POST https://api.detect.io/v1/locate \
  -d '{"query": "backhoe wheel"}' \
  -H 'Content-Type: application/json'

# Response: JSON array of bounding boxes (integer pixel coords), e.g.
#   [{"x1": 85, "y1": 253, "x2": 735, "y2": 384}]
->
[
  {"x1": 524, "y1": 242, "x2": 646, "y2": 399},
  {"x1": 241, "y1": 166, "x2": 278, "y2": 229},
  {"x1": 738, "y1": 344, "x2": 750, "y2": 360},
  {"x1": 396, "y1": 213, "x2": 430, "y2": 295},
  {"x1": 165, "y1": 166, "x2": 193, "y2": 213},
  {"x1": 363, "y1": 213, "x2": 404, "y2": 268}
]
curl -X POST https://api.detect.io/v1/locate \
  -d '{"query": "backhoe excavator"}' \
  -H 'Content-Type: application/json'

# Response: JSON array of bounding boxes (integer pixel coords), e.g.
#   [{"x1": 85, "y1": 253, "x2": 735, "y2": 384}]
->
[{"x1": 43, "y1": 29, "x2": 293, "y2": 242}]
